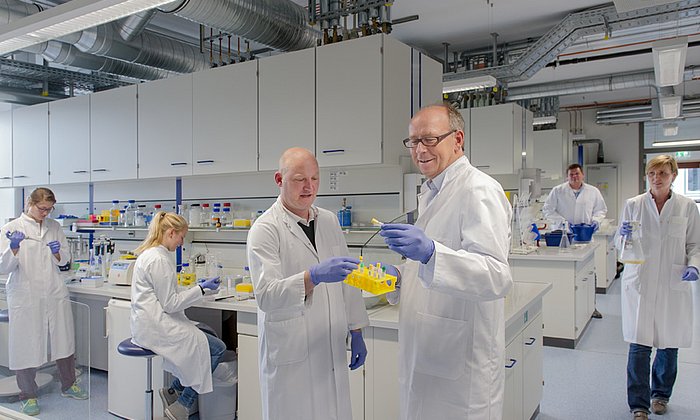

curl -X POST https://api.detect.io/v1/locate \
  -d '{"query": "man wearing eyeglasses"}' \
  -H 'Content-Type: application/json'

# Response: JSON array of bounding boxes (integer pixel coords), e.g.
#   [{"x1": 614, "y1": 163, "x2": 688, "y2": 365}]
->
[{"x1": 379, "y1": 103, "x2": 513, "y2": 419}]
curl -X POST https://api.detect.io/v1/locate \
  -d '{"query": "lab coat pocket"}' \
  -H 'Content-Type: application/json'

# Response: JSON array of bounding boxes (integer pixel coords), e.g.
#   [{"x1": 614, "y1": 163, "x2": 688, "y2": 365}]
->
[
  {"x1": 414, "y1": 312, "x2": 468, "y2": 380},
  {"x1": 668, "y1": 217, "x2": 687, "y2": 238},
  {"x1": 265, "y1": 315, "x2": 308, "y2": 366},
  {"x1": 670, "y1": 264, "x2": 690, "y2": 292}
]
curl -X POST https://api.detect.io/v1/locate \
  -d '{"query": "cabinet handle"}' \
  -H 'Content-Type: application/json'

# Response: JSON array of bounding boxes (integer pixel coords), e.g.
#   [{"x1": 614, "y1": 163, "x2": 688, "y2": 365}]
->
[
  {"x1": 588, "y1": 271, "x2": 595, "y2": 276},
  {"x1": 196, "y1": 160, "x2": 215, "y2": 164},
  {"x1": 13, "y1": 175, "x2": 27, "y2": 178},
  {"x1": 476, "y1": 165, "x2": 490, "y2": 170},
  {"x1": 581, "y1": 277, "x2": 587, "y2": 282},
  {"x1": 322, "y1": 149, "x2": 345, "y2": 154},
  {"x1": 0, "y1": 176, "x2": 11, "y2": 180},
  {"x1": 73, "y1": 170, "x2": 88, "y2": 174},
  {"x1": 103, "y1": 306, "x2": 108, "y2": 338},
  {"x1": 170, "y1": 162, "x2": 188, "y2": 166},
  {"x1": 505, "y1": 358, "x2": 517, "y2": 369},
  {"x1": 92, "y1": 168, "x2": 108, "y2": 172},
  {"x1": 524, "y1": 337, "x2": 536, "y2": 346}
]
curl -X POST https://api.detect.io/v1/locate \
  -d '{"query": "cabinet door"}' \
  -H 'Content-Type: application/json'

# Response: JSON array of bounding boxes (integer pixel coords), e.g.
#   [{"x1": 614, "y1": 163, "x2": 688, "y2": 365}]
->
[
  {"x1": 50, "y1": 96, "x2": 90, "y2": 184},
  {"x1": 504, "y1": 335, "x2": 524, "y2": 420},
  {"x1": 238, "y1": 334, "x2": 262, "y2": 420},
  {"x1": 470, "y1": 103, "x2": 523, "y2": 175},
  {"x1": 90, "y1": 85, "x2": 137, "y2": 181},
  {"x1": 13, "y1": 103, "x2": 49, "y2": 186},
  {"x1": 459, "y1": 108, "x2": 471, "y2": 159},
  {"x1": 0, "y1": 111, "x2": 12, "y2": 187},
  {"x1": 138, "y1": 74, "x2": 193, "y2": 178},
  {"x1": 193, "y1": 61, "x2": 258, "y2": 175},
  {"x1": 574, "y1": 275, "x2": 589, "y2": 337},
  {"x1": 317, "y1": 35, "x2": 383, "y2": 166},
  {"x1": 532, "y1": 129, "x2": 568, "y2": 181},
  {"x1": 365, "y1": 327, "x2": 399, "y2": 420},
  {"x1": 259, "y1": 49, "x2": 315, "y2": 171},
  {"x1": 348, "y1": 350, "x2": 364, "y2": 420},
  {"x1": 522, "y1": 313, "x2": 543, "y2": 419}
]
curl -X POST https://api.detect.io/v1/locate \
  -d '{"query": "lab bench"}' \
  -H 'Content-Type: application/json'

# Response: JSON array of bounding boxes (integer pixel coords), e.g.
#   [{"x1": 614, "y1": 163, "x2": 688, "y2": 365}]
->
[{"x1": 509, "y1": 242, "x2": 598, "y2": 349}]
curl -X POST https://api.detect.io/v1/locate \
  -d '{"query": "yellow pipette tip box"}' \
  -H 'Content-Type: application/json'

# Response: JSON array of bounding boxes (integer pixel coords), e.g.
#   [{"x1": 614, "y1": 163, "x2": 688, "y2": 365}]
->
[{"x1": 344, "y1": 262, "x2": 396, "y2": 295}]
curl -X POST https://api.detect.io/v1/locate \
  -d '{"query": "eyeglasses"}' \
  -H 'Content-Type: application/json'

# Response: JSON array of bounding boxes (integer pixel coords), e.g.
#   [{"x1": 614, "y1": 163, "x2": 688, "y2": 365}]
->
[
  {"x1": 403, "y1": 130, "x2": 456, "y2": 148},
  {"x1": 35, "y1": 205, "x2": 54, "y2": 213}
]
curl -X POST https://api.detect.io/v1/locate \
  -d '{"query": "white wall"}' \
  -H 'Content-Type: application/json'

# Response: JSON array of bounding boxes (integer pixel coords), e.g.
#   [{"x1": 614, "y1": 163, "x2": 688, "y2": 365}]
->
[{"x1": 558, "y1": 109, "x2": 641, "y2": 212}]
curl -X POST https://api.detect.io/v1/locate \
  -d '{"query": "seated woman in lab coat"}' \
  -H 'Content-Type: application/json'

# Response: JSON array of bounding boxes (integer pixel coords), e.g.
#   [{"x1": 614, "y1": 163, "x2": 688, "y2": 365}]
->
[{"x1": 130, "y1": 211, "x2": 225, "y2": 420}]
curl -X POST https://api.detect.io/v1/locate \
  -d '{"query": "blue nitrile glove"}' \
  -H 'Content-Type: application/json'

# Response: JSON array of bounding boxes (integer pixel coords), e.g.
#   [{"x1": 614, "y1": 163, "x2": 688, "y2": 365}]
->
[
  {"x1": 6, "y1": 231, "x2": 25, "y2": 250},
  {"x1": 47, "y1": 240, "x2": 61, "y2": 254},
  {"x1": 619, "y1": 222, "x2": 633, "y2": 237},
  {"x1": 591, "y1": 221, "x2": 599, "y2": 232},
  {"x1": 349, "y1": 330, "x2": 367, "y2": 370},
  {"x1": 379, "y1": 223, "x2": 435, "y2": 264},
  {"x1": 310, "y1": 257, "x2": 360, "y2": 285},
  {"x1": 682, "y1": 266, "x2": 699, "y2": 281},
  {"x1": 198, "y1": 276, "x2": 221, "y2": 291}
]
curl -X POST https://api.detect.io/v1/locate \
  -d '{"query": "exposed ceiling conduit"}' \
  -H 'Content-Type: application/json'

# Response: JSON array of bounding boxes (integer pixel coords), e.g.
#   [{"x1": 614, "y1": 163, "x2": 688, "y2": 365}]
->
[
  {"x1": 159, "y1": 0, "x2": 319, "y2": 52},
  {"x1": 444, "y1": 1, "x2": 700, "y2": 85},
  {"x1": 595, "y1": 98, "x2": 700, "y2": 124},
  {"x1": 507, "y1": 67, "x2": 700, "y2": 101},
  {"x1": 116, "y1": 9, "x2": 158, "y2": 43}
]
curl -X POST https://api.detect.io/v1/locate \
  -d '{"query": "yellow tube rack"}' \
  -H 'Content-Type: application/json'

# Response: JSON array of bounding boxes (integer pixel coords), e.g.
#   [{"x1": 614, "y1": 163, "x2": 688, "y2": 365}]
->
[{"x1": 344, "y1": 260, "x2": 396, "y2": 295}]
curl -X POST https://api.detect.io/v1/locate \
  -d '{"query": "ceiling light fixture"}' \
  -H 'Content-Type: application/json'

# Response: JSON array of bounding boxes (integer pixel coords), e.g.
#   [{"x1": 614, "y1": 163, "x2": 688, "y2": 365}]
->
[
  {"x1": 0, "y1": 0, "x2": 175, "y2": 55},
  {"x1": 662, "y1": 122, "x2": 678, "y2": 137},
  {"x1": 532, "y1": 116, "x2": 557, "y2": 126},
  {"x1": 651, "y1": 139, "x2": 700, "y2": 147},
  {"x1": 442, "y1": 75, "x2": 497, "y2": 93},
  {"x1": 658, "y1": 95, "x2": 682, "y2": 119},
  {"x1": 652, "y1": 36, "x2": 688, "y2": 87}
]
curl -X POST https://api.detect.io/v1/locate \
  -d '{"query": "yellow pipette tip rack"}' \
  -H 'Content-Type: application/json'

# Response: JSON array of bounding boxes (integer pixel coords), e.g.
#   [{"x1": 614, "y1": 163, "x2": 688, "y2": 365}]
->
[{"x1": 344, "y1": 257, "x2": 396, "y2": 295}]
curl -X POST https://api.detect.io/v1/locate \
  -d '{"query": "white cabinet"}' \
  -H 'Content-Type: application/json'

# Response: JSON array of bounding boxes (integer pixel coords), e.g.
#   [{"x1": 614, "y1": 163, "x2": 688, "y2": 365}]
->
[
  {"x1": 504, "y1": 332, "x2": 524, "y2": 420},
  {"x1": 50, "y1": 95, "x2": 90, "y2": 184},
  {"x1": 138, "y1": 74, "x2": 193, "y2": 178},
  {"x1": 237, "y1": 332, "x2": 261, "y2": 420},
  {"x1": 594, "y1": 233, "x2": 617, "y2": 292},
  {"x1": 90, "y1": 85, "x2": 137, "y2": 181},
  {"x1": 258, "y1": 48, "x2": 315, "y2": 171},
  {"x1": 13, "y1": 103, "x2": 49, "y2": 186},
  {"x1": 470, "y1": 103, "x2": 532, "y2": 175},
  {"x1": 316, "y1": 34, "x2": 410, "y2": 167},
  {"x1": 531, "y1": 129, "x2": 570, "y2": 183},
  {"x1": 459, "y1": 109, "x2": 471, "y2": 159},
  {"x1": 193, "y1": 61, "x2": 258, "y2": 175},
  {"x1": 364, "y1": 326, "x2": 400, "y2": 420},
  {"x1": 0, "y1": 111, "x2": 12, "y2": 187},
  {"x1": 71, "y1": 294, "x2": 109, "y2": 371},
  {"x1": 522, "y1": 313, "x2": 544, "y2": 419}
]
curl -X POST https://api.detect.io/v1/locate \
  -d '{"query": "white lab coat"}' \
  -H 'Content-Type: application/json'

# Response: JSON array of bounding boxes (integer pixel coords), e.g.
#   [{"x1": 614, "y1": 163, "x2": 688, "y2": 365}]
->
[
  {"x1": 392, "y1": 156, "x2": 513, "y2": 420},
  {"x1": 247, "y1": 197, "x2": 369, "y2": 420},
  {"x1": 130, "y1": 245, "x2": 213, "y2": 394},
  {"x1": 543, "y1": 182, "x2": 607, "y2": 226},
  {"x1": 0, "y1": 213, "x2": 74, "y2": 370},
  {"x1": 615, "y1": 191, "x2": 700, "y2": 348}
]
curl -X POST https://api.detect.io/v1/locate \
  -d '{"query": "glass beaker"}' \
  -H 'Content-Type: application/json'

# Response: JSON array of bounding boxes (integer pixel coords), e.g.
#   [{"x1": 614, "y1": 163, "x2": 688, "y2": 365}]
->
[
  {"x1": 559, "y1": 222, "x2": 571, "y2": 253},
  {"x1": 619, "y1": 221, "x2": 645, "y2": 264}
]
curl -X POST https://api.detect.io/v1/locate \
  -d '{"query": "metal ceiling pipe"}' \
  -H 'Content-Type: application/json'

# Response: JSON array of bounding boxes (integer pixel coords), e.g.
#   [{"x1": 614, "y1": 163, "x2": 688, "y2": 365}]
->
[
  {"x1": 116, "y1": 9, "x2": 158, "y2": 42},
  {"x1": 159, "y1": 0, "x2": 318, "y2": 52},
  {"x1": 0, "y1": 0, "x2": 41, "y2": 23}
]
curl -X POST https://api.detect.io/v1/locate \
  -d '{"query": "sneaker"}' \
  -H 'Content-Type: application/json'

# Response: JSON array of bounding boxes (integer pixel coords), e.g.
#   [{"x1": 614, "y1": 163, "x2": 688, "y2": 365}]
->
[
  {"x1": 592, "y1": 309, "x2": 603, "y2": 319},
  {"x1": 633, "y1": 410, "x2": 649, "y2": 420},
  {"x1": 61, "y1": 383, "x2": 88, "y2": 400},
  {"x1": 652, "y1": 399, "x2": 668, "y2": 415},
  {"x1": 165, "y1": 401, "x2": 190, "y2": 420},
  {"x1": 20, "y1": 399, "x2": 40, "y2": 416},
  {"x1": 159, "y1": 387, "x2": 179, "y2": 408}
]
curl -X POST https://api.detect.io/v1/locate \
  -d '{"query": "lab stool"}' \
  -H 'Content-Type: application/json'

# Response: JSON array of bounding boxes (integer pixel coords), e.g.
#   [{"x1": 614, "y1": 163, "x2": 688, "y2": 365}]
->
[
  {"x1": 0, "y1": 309, "x2": 53, "y2": 398},
  {"x1": 117, "y1": 338, "x2": 157, "y2": 420}
]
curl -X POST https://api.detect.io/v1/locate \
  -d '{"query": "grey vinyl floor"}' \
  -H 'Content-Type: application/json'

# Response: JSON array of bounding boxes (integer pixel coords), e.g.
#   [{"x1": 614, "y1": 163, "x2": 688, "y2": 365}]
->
[{"x1": 1, "y1": 277, "x2": 698, "y2": 419}]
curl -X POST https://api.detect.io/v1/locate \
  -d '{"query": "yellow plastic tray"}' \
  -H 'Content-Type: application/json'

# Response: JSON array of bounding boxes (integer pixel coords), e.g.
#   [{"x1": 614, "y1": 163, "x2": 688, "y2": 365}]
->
[
  {"x1": 344, "y1": 261, "x2": 396, "y2": 295},
  {"x1": 177, "y1": 272, "x2": 197, "y2": 286}
]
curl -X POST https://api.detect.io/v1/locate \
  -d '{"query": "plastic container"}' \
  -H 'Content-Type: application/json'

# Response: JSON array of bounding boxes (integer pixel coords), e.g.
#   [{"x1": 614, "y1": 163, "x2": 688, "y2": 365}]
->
[
  {"x1": 110, "y1": 200, "x2": 120, "y2": 225},
  {"x1": 124, "y1": 200, "x2": 136, "y2": 227},
  {"x1": 543, "y1": 230, "x2": 575, "y2": 247},
  {"x1": 198, "y1": 359, "x2": 237, "y2": 420},
  {"x1": 200, "y1": 203, "x2": 211, "y2": 226},
  {"x1": 134, "y1": 205, "x2": 147, "y2": 227},
  {"x1": 570, "y1": 223, "x2": 595, "y2": 242}
]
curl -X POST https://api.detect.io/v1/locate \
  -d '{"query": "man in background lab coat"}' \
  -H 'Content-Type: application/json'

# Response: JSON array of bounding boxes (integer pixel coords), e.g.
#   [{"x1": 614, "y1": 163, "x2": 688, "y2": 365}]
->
[
  {"x1": 247, "y1": 147, "x2": 369, "y2": 420},
  {"x1": 543, "y1": 163, "x2": 607, "y2": 318},
  {"x1": 379, "y1": 104, "x2": 513, "y2": 420}
]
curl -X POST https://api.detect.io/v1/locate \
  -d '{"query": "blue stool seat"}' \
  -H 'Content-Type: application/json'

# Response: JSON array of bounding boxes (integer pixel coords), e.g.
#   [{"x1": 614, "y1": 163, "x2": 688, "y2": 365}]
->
[
  {"x1": 118, "y1": 338, "x2": 156, "y2": 420},
  {"x1": 0, "y1": 309, "x2": 8, "y2": 323}
]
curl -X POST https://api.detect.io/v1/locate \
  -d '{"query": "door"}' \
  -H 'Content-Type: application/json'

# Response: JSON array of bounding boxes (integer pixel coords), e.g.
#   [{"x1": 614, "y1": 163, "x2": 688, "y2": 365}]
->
[{"x1": 50, "y1": 95, "x2": 91, "y2": 184}]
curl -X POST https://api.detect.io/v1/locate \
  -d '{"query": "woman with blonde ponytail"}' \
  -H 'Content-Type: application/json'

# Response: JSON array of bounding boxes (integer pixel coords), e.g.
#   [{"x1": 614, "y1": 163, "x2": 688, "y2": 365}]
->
[{"x1": 129, "y1": 212, "x2": 225, "y2": 420}]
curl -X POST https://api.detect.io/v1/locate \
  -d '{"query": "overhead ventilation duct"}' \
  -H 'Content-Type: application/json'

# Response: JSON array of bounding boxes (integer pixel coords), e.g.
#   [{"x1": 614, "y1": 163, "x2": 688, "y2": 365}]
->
[
  {"x1": 596, "y1": 98, "x2": 700, "y2": 124},
  {"x1": 159, "y1": 0, "x2": 319, "y2": 52},
  {"x1": 116, "y1": 9, "x2": 158, "y2": 42}
]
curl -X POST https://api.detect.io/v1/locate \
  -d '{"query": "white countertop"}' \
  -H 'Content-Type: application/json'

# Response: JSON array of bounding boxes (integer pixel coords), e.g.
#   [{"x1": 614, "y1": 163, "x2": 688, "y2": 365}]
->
[
  {"x1": 508, "y1": 242, "x2": 598, "y2": 262},
  {"x1": 366, "y1": 281, "x2": 552, "y2": 330}
]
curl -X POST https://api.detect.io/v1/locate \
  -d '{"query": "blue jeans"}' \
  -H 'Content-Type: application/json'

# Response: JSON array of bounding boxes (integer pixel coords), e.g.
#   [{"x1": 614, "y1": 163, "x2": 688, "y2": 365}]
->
[
  {"x1": 627, "y1": 343, "x2": 678, "y2": 413},
  {"x1": 172, "y1": 332, "x2": 226, "y2": 408}
]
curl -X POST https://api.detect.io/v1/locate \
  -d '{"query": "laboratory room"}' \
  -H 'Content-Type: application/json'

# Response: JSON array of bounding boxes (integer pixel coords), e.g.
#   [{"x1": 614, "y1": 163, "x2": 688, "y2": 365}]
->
[{"x1": 2, "y1": 1, "x2": 700, "y2": 420}]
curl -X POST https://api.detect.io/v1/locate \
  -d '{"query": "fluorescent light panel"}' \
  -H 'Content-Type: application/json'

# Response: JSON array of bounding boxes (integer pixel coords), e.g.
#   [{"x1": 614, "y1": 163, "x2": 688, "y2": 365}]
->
[
  {"x1": 662, "y1": 123, "x2": 678, "y2": 137},
  {"x1": 532, "y1": 115, "x2": 557, "y2": 126},
  {"x1": 658, "y1": 95, "x2": 682, "y2": 119},
  {"x1": 443, "y1": 75, "x2": 497, "y2": 93},
  {"x1": 652, "y1": 139, "x2": 700, "y2": 147},
  {"x1": 0, "y1": 0, "x2": 174, "y2": 55},
  {"x1": 652, "y1": 36, "x2": 688, "y2": 87}
]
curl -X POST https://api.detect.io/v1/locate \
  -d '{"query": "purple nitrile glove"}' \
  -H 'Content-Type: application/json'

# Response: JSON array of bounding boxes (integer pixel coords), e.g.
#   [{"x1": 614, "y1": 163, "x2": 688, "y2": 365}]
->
[
  {"x1": 198, "y1": 276, "x2": 221, "y2": 291},
  {"x1": 47, "y1": 240, "x2": 61, "y2": 254},
  {"x1": 310, "y1": 257, "x2": 360, "y2": 286},
  {"x1": 348, "y1": 330, "x2": 367, "y2": 370},
  {"x1": 379, "y1": 223, "x2": 435, "y2": 264},
  {"x1": 681, "y1": 266, "x2": 699, "y2": 281},
  {"x1": 619, "y1": 221, "x2": 633, "y2": 237},
  {"x1": 6, "y1": 231, "x2": 25, "y2": 250}
]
